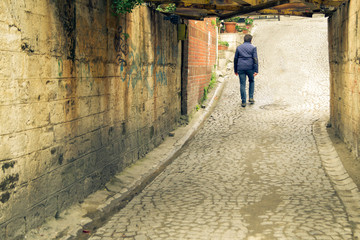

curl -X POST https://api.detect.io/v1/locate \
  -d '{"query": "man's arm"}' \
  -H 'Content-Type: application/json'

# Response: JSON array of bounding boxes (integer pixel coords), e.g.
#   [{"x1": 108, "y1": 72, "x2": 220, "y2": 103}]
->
[
  {"x1": 253, "y1": 47, "x2": 258, "y2": 75},
  {"x1": 234, "y1": 47, "x2": 239, "y2": 75}
]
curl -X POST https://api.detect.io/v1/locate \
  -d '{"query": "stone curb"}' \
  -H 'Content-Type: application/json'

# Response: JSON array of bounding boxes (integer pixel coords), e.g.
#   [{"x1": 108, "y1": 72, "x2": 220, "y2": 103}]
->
[
  {"x1": 313, "y1": 118, "x2": 360, "y2": 240},
  {"x1": 25, "y1": 77, "x2": 227, "y2": 240}
]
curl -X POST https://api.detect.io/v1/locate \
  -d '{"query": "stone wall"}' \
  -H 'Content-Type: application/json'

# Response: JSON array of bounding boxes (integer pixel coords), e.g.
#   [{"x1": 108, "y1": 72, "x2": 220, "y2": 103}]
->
[
  {"x1": 181, "y1": 18, "x2": 217, "y2": 115},
  {"x1": 0, "y1": 1, "x2": 181, "y2": 238},
  {"x1": 328, "y1": 0, "x2": 360, "y2": 156}
]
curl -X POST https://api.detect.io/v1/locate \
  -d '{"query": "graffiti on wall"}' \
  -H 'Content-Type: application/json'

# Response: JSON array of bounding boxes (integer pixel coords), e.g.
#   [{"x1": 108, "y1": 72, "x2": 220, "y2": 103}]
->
[
  {"x1": 114, "y1": 26, "x2": 129, "y2": 68},
  {"x1": 156, "y1": 46, "x2": 167, "y2": 86},
  {"x1": 118, "y1": 41, "x2": 179, "y2": 95},
  {"x1": 119, "y1": 43, "x2": 153, "y2": 95},
  {"x1": 58, "y1": 58, "x2": 63, "y2": 77}
]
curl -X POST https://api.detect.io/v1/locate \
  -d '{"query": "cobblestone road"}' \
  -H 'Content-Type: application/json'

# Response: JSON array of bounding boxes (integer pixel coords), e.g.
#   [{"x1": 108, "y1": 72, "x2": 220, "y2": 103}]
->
[{"x1": 89, "y1": 17, "x2": 353, "y2": 239}]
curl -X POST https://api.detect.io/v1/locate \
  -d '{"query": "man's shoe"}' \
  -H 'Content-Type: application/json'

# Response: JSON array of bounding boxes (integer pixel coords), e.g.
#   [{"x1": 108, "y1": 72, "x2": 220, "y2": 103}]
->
[
  {"x1": 241, "y1": 103, "x2": 246, "y2": 107},
  {"x1": 249, "y1": 98, "x2": 255, "y2": 104}
]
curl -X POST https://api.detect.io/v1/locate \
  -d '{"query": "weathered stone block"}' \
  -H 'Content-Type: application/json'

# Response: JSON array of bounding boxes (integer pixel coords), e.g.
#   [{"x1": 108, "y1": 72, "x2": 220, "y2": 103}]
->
[
  {"x1": 21, "y1": 102, "x2": 51, "y2": 129},
  {"x1": 27, "y1": 175, "x2": 52, "y2": 206},
  {"x1": 57, "y1": 183, "x2": 83, "y2": 213},
  {"x1": 0, "y1": 52, "x2": 12, "y2": 79},
  {"x1": 0, "y1": 133, "x2": 27, "y2": 161},
  {"x1": 0, "y1": 1, "x2": 14, "y2": 23},
  {"x1": 83, "y1": 172, "x2": 103, "y2": 197},
  {"x1": 48, "y1": 101, "x2": 65, "y2": 125},
  {"x1": 25, "y1": 127, "x2": 54, "y2": 154},
  {"x1": 0, "y1": 79, "x2": 17, "y2": 105},
  {"x1": 0, "y1": 223, "x2": 5, "y2": 240},
  {"x1": 6, "y1": 216, "x2": 26, "y2": 240},
  {"x1": 0, "y1": 105, "x2": 19, "y2": 135},
  {"x1": 0, "y1": 187, "x2": 28, "y2": 225},
  {"x1": 53, "y1": 122, "x2": 73, "y2": 143},
  {"x1": 82, "y1": 153, "x2": 97, "y2": 175},
  {"x1": 26, "y1": 203, "x2": 46, "y2": 232},
  {"x1": 44, "y1": 194, "x2": 58, "y2": 219},
  {"x1": 91, "y1": 129, "x2": 103, "y2": 150},
  {"x1": 0, "y1": 22, "x2": 21, "y2": 52}
]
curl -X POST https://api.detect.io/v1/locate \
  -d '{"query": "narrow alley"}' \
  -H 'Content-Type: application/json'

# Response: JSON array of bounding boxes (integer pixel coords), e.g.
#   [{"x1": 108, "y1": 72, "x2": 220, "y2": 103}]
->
[{"x1": 88, "y1": 17, "x2": 354, "y2": 239}]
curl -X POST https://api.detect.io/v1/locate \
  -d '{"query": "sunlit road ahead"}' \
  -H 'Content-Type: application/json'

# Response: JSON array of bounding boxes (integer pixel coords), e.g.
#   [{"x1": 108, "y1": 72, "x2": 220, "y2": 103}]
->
[{"x1": 89, "y1": 16, "x2": 353, "y2": 240}]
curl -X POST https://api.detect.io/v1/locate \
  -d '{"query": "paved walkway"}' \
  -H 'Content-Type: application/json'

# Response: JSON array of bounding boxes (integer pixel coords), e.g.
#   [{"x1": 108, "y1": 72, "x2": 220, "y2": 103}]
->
[{"x1": 88, "y1": 17, "x2": 354, "y2": 240}]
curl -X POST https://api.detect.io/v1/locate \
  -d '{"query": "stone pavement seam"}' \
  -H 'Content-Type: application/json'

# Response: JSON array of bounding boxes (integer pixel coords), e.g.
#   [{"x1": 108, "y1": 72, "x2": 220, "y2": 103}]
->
[
  {"x1": 313, "y1": 118, "x2": 360, "y2": 240},
  {"x1": 24, "y1": 76, "x2": 227, "y2": 240}
]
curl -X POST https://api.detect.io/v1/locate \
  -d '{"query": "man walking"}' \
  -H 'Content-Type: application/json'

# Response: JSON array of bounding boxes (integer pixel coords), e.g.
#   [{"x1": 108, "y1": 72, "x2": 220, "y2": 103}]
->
[{"x1": 234, "y1": 34, "x2": 258, "y2": 107}]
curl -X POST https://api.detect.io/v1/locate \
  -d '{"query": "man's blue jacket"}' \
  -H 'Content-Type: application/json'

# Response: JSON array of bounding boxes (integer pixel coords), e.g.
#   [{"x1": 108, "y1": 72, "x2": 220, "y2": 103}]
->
[{"x1": 234, "y1": 42, "x2": 258, "y2": 73}]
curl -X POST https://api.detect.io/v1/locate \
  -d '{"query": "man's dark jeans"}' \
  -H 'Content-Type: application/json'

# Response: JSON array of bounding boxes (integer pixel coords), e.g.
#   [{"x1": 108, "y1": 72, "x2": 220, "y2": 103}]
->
[{"x1": 238, "y1": 70, "x2": 254, "y2": 104}]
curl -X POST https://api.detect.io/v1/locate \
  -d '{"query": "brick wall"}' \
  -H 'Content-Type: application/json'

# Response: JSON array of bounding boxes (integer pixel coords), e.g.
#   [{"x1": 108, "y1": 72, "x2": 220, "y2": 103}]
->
[
  {"x1": 328, "y1": 0, "x2": 360, "y2": 156},
  {"x1": 182, "y1": 19, "x2": 217, "y2": 115},
  {"x1": 0, "y1": 1, "x2": 181, "y2": 238}
]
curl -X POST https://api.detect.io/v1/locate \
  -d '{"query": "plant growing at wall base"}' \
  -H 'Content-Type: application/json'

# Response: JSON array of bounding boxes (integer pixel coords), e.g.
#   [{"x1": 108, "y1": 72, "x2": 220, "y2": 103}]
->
[
  {"x1": 200, "y1": 73, "x2": 217, "y2": 104},
  {"x1": 209, "y1": 73, "x2": 216, "y2": 89},
  {"x1": 112, "y1": 0, "x2": 144, "y2": 14},
  {"x1": 200, "y1": 86, "x2": 209, "y2": 103}
]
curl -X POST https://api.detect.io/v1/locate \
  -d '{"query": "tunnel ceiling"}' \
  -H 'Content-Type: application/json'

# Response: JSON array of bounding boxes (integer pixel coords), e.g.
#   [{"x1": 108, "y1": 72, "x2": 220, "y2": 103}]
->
[{"x1": 147, "y1": 0, "x2": 347, "y2": 19}]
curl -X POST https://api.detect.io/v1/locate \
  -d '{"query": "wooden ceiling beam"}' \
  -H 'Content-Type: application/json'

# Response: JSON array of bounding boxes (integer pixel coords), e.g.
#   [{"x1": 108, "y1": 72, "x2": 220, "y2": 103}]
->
[
  {"x1": 176, "y1": 3, "x2": 250, "y2": 10},
  {"x1": 258, "y1": 8, "x2": 313, "y2": 16},
  {"x1": 145, "y1": 0, "x2": 345, "y2": 19},
  {"x1": 218, "y1": 0, "x2": 290, "y2": 19}
]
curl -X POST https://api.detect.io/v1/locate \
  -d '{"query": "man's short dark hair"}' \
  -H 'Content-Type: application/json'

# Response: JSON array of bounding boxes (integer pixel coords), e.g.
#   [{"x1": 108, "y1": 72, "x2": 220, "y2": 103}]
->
[{"x1": 244, "y1": 34, "x2": 253, "y2": 42}]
